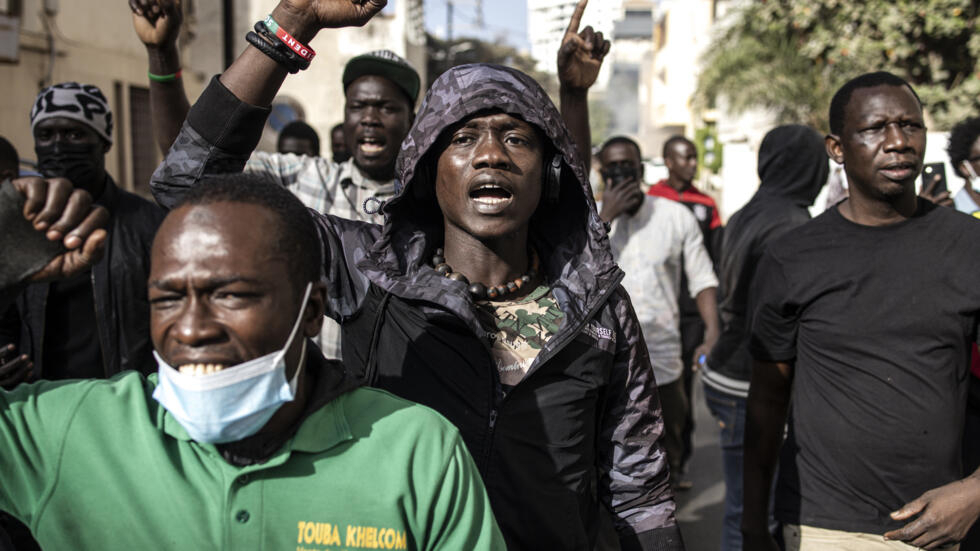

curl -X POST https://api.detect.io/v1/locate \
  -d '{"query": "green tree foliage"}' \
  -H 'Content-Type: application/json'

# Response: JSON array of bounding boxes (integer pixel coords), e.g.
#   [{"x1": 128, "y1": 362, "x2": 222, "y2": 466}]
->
[{"x1": 696, "y1": 0, "x2": 980, "y2": 131}]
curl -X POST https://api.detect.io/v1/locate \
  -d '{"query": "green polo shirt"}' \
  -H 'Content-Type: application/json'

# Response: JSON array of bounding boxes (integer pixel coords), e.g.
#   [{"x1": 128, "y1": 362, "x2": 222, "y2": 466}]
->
[{"x1": 0, "y1": 372, "x2": 504, "y2": 550}]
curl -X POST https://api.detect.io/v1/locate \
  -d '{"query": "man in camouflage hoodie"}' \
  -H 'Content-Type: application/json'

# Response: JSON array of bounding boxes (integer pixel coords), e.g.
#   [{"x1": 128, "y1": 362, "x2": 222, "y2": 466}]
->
[{"x1": 151, "y1": 0, "x2": 684, "y2": 548}]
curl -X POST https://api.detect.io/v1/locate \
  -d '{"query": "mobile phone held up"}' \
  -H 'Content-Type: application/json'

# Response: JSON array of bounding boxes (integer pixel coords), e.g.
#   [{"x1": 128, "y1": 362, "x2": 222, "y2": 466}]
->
[{"x1": 922, "y1": 162, "x2": 948, "y2": 196}]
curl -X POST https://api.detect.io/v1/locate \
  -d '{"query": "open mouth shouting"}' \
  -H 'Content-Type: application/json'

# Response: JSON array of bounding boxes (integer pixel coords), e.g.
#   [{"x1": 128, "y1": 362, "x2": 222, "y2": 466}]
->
[
  {"x1": 357, "y1": 136, "x2": 386, "y2": 157},
  {"x1": 469, "y1": 181, "x2": 515, "y2": 213}
]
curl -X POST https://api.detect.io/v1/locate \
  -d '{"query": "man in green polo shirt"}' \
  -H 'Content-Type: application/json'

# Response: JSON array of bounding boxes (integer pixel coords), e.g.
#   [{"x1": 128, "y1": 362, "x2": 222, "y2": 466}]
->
[{"x1": 0, "y1": 174, "x2": 504, "y2": 550}]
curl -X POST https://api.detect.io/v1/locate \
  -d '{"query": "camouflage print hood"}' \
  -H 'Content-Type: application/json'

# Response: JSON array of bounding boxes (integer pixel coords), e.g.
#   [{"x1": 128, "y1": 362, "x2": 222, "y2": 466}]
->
[{"x1": 359, "y1": 63, "x2": 622, "y2": 329}]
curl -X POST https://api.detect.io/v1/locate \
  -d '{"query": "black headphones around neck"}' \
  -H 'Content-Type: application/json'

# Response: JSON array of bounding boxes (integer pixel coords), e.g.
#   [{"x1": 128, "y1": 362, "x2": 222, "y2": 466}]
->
[{"x1": 545, "y1": 154, "x2": 563, "y2": 204}]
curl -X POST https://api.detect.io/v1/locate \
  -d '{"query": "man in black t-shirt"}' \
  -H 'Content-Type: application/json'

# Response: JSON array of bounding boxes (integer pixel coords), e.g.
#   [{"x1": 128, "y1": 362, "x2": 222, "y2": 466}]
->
[{"x1": 743, "y1": 72, "x2": 980, "y2": 550}]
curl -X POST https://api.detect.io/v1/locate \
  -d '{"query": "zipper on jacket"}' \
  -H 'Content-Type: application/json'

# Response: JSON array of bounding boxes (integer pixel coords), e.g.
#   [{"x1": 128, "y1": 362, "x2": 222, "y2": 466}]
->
[
  {"x1": 481, "y1": 351, "x2": 503, "y2": 471},
  {"x1": 482, "y1": 406, "x2": 499, "y2": 469}
]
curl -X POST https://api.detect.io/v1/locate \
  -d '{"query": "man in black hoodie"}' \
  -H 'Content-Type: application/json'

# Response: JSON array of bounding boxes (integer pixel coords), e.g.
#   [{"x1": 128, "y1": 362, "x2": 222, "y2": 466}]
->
[
  {"x1": 703, "y1": 125, "x2": 828, "y2": 551},
  {"x1": 150, "y1": 0, "x2": 683, "y2": 549}
]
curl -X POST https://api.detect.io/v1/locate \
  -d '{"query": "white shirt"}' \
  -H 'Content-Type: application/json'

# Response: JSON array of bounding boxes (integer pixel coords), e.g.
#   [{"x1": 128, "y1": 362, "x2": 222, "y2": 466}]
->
[{"x1": 607, "y1": 196, "x2": 718, "y2": 385}]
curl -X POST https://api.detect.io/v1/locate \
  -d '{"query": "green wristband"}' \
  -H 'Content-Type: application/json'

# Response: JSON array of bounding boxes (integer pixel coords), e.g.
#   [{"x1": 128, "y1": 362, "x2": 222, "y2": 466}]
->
[{"x1": 148, "y1": 69, "x2": 182, "y2": 82}]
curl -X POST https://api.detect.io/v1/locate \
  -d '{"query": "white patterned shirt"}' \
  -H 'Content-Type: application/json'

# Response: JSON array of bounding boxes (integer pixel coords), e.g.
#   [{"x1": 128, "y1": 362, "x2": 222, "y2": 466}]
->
[{"x1": 246, "y1": 152, "x2": 396, "y2": 359}]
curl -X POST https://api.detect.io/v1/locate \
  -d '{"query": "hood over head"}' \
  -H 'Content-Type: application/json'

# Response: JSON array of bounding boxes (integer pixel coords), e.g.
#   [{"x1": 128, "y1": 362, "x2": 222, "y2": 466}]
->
[
  {"x1": 756, "y1": 124, "x2": 829, "y2": 206},
  {"x1": 360, "y1": 63, "x2": 620, "y2": 321}
]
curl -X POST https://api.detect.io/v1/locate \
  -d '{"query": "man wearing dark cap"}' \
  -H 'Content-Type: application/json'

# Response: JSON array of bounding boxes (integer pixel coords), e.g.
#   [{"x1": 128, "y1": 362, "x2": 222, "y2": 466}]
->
[{"x1": 132, "y1": 1, "x2": 420, "y2": 361}]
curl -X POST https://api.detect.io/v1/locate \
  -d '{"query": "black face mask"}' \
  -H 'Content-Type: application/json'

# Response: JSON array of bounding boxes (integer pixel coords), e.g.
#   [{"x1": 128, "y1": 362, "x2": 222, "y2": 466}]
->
[
  {"x1": 602, "y1": 163, "x2": 639, "y2": 188},
  {"x1": 35, "y1": 142, "x2": 105, "y2": 193}
]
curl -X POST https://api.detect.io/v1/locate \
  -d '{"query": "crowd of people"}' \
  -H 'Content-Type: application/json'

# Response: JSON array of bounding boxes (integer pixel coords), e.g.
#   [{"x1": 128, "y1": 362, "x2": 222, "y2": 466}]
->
[{"x1": 0, "y1": 0, "x2": 979, "y2": 549}]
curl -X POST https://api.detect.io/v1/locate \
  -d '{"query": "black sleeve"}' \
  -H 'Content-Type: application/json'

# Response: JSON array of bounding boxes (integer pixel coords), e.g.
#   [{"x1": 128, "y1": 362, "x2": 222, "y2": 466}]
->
[
  {"x1": 150, "y1": 77, "x2": 271, "y2": 211},
  {"x1": 596, "y1": 287, "x2": 685, "y2": 550},
  {"x1": 708, "y1": 225, "x2": 724, "y2": 272},
  {"x1": 749, "y1": 249, "x2": 799, "y2": 363}
]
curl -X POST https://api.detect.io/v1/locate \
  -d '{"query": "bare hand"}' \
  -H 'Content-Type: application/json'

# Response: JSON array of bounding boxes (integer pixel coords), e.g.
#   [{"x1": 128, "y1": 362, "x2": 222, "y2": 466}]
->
[
  {"x1": 274, "y1": 0, "x2": 387, "y2": 37},
  {"x1": 130, "y1": 0, "x2": 182, "y2": 49},
  {"x1": 920, "y1": 174, "x2": 953, "y2": 207},
  {"x1": 884, "y1": 476, "x2": 980, "y2": 549},
  {"x1": 12, "y1": 177, "x2": 109, "y2": 283},
  {"x1": 692, "y1": 343, "x2": 711, "y2": 372},
  {"x1": 0, "y1": 344, "x2": 32, "y2": 389},
  {"x1": 557, "y1": 0, "x2": 610, "y2": 92},
  {"x1": 599, "y1": 176, "x2": 644, "y2": 222}
]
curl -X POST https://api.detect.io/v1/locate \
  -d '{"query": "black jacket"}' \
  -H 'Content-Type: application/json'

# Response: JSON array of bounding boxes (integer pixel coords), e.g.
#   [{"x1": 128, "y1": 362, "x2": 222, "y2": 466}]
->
[
  {"x1": 151, "y1": 67, "x2": 683, "y2": 551},
  {"x1": 704, "y1": 125, "x2": 828, "y2": 396},
  {"x1": 0, "y1": 176, "x2": 164, "y2": 379}
]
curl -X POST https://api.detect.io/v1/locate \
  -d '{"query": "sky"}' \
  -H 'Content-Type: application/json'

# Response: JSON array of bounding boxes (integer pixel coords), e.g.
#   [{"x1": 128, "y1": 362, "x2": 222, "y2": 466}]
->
[{"x1": 386, "y1": 0, "x2": 531, "y2": 52}]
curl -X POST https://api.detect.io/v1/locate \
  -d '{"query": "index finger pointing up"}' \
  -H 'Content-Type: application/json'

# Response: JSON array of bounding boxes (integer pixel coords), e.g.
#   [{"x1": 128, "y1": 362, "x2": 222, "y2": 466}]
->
[{"x1": 564, "y1": 0, "x2": 589, "y2": 37}]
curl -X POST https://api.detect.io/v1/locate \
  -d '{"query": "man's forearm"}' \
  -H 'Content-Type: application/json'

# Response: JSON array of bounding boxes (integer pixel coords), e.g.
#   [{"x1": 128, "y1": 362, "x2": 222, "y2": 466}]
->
[
  {"x1": 742, "y1": 360, "x2": 792, "y2": 536},
  {"x1": 146, "y1": 45, "x2": 190, "y2": 154},
  {"x1": 695, "y1": 287, "x2": 720, "y2": 342},
  {"x1": 559, "y1": 85, "x2": 592, "y2": 174},
  {"x1": 217, "y1": 4, "x2": 319, "y2": 107}
]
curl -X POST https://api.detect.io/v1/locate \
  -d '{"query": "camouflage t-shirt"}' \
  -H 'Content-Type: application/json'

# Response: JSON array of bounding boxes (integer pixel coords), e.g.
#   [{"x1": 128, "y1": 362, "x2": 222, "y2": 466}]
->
[{"x1": 474, "y1": 285, "x2": 565, "y2": 392}]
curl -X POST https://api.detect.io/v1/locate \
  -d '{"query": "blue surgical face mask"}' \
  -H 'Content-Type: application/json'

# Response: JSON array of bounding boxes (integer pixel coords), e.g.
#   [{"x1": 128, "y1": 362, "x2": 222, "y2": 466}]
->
[{"x1": 152, "y1": 283, "x2": 313, "y2": 444}]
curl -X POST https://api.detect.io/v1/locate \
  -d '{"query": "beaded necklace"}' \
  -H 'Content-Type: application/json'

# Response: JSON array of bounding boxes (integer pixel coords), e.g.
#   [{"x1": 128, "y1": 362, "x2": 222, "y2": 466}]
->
[{"x1": 432, "y1": 247, "x2": 539, "y2": 300}]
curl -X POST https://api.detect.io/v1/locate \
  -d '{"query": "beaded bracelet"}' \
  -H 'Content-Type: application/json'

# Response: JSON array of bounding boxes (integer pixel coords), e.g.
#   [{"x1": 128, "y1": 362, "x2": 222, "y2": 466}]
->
[
  {"x1": 262, "y1": 14, "x2": 316, "y2": 62},
  {"x1": 253, "y1": 21, "x2": 310, "y2": 72},
  {"x1": 245, "y1": 31, "x2": 304, "y2": 74},
  {"x1": 148, "y1": 70, "x2": 182, "y2": 82}
]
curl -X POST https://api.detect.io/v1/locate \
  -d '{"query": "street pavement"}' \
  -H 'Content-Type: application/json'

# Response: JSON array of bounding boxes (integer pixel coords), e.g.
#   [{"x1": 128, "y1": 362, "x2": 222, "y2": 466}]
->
[{"x1": 675, "y1": 375, "x2": 726, "y2": 551}]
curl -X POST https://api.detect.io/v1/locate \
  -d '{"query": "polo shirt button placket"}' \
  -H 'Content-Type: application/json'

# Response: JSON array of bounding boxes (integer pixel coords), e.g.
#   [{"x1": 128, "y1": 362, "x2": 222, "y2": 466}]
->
[
  {"x1": 237, "y1": 474, "x2": 250, "y2": 485},
  {"x1": 235, "y1": 510, "x2": 250, "y2": 524}
]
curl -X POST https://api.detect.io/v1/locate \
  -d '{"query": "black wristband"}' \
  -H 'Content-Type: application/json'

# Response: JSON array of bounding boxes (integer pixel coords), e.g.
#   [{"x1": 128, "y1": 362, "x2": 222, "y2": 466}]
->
[
  {"x1": 254, "y1": 21, "x2": 311, "y2": 72},
  {"x1": 245, "y1": 31, "x2": 303, "y2": 74}
]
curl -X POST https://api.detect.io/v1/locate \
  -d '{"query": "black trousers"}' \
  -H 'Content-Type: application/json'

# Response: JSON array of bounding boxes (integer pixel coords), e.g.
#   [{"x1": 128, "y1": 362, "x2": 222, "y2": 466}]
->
[{"x1": 678, "y1": 316, "x2": 704, "y2": 471}]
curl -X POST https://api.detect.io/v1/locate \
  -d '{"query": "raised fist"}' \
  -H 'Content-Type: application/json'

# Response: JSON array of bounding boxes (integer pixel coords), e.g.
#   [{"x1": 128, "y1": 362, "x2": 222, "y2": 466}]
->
[
  {"x1": 272, "y1": 0, "x2": 388, "y2": 38},
  {"x1": 130, "y1": 0, "x2": 183, "y2": 49}
]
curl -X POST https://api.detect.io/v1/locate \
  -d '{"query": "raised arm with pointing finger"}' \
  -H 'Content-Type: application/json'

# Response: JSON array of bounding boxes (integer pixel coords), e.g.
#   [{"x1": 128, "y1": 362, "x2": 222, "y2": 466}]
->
[{"x1": 557, "y1": 0, "x2": 610, "y2": 173}]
